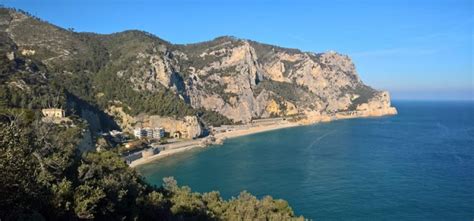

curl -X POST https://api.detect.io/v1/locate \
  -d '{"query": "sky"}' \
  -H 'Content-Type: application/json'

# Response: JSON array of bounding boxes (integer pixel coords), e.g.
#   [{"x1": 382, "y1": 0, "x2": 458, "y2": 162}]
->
[{"x1": 2, "y1": 0, "x2": 473, "y2": 100}]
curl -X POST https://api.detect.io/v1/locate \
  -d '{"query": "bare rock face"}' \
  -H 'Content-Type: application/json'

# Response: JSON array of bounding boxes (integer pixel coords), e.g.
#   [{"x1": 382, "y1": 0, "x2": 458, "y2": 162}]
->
[
  {"x1": 155, "y1": 38, "x2": 396, "y2": 122},
  {"x1": 264, "y1": 99, "x2": 281, "y2": 116},
  {"x1": 105, "y1": 105, "x2": 136, "y2": 132},
  {"x1": 356, "y1": 91, "x2": 398, "y2": 116},
  {"x1": 184, "y1": 116, "x2": 203, "y2": 139},
  {"x1": 146, "y1": 115, "x2": 203, "y2": 139},
  {"x1": 107, "y1": 37, "x2": 397, "y2": 123},
  {"x1": 179, "y1": 40, "x2": 265, "y2": 122}
]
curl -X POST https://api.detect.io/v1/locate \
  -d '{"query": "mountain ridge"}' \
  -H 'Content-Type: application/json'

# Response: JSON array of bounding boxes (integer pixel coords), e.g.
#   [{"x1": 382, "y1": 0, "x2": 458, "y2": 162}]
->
[{"x1": 0, "y1": 7, "x2": 397, "y2": 131}]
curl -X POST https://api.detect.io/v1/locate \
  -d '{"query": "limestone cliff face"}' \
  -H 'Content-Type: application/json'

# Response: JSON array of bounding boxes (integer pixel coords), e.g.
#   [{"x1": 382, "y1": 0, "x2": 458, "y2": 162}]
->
[
  {"x1": 0, "y1": 9, "x2": 397, "y2": 126},
  {"x1": 145, "y1": 115, "x2": 203, "y2": 139},
  {"x1": 105, "y1": 105, "x2": 136, "y2": 132},
  {"x1": 356, "y1": 91, "x2": 398, "y2": 116},
  {"x1": 135, "y1": 37, "x2": 397, "y2": 123}
]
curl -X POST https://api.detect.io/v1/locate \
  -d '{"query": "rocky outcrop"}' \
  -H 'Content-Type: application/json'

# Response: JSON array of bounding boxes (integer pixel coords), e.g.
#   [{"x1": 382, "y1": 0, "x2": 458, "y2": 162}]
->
[
  {"x1": 184, "y1": 116, "x2": 203, "y2": 139},
  {"x1": 105, "y1": 105, "x2": 136, "y2": 132},
  {"x1": 166, "y1": 40, "x2": 395, "y2": 122},
  {"x1": 144, "y1": 115, "x2": 203, "y2": 139},
  {"x1": 356, "y1": 91, "x2": 398, "y2": 116}
]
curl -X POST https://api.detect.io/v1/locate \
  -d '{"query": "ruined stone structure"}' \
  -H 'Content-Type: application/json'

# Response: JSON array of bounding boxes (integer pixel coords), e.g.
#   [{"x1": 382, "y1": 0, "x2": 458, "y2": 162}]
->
[
  {"x1": 42, "y1": 108, "x2": 65, "y2": 118},
  {"x1": 41, "y1": 108, "x2": 70, "y2": 124}
]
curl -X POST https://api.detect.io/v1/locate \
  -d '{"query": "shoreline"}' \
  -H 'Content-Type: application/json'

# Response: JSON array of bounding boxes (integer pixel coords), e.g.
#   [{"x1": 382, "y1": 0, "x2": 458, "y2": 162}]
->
[
  {"x1": 129, "y1": 121, "x2": 301, "y2": 168},
  {"x1": 129, "y1": 109, "x2": 397, "y2": 168}
]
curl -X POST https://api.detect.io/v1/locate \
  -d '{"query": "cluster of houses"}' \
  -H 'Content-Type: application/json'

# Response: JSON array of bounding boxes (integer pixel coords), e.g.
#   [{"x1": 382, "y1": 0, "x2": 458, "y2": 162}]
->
[{"x1": 133, "y1": 127, "x2": 165, "y2": 139}]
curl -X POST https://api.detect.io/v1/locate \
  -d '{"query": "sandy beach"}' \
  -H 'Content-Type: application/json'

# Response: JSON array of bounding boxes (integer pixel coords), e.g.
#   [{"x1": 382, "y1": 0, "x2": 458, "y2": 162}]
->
[
  {"x1": 129, "y1": 142, "x2": 206, "y2": 167},
  {"x1": 213, "y1": 122, "x2": 301, "y2": 140},
  {"x1": 129, "y1": 121, "x2": 302, "y2": 167}
]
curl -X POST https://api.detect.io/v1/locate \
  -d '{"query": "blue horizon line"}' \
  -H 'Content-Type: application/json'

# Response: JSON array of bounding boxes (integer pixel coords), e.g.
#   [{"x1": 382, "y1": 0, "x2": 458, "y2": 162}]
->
[{"x1": 392, "y1": 98, "x2": 474, "y2": 102}]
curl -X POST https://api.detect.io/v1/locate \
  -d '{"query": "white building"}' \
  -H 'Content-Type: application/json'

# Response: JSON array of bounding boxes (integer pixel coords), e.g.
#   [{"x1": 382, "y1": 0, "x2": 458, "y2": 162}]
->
[
  {"x1": 134, "y1": 127, "x2": 165, "y2": 139},
  {"x1": 152, "y1": 127, "x2": 165, "y2": 139},
  {"x1": 133, "y1": 128, "x2": 146, "y2": 139},
  {"x1": 144, "y1": 128, "x2": 153, "y2": 138}
]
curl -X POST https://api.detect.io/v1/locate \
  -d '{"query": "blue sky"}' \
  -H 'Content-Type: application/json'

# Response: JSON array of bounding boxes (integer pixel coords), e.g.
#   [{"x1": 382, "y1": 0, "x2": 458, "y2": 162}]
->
[{"x1": 3, "y1": 0, "x2": 473, "y2": 100}]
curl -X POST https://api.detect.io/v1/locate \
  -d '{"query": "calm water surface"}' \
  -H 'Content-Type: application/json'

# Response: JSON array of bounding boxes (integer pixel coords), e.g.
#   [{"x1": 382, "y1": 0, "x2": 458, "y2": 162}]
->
[{"x1": 138, "y1": 101, "x2": 474, "y2": 220}]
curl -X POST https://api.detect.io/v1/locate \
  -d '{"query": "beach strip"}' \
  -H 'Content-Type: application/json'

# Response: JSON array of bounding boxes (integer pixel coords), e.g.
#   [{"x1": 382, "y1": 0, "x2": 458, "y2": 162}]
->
[{"x1": 129, "y1": 121, "x2": 301, "y2": 167}]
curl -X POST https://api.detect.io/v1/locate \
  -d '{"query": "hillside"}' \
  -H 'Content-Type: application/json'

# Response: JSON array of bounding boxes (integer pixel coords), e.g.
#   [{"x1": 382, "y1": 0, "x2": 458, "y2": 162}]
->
[{"x1": 0, "y1": 8, "x2": 396, "y2": 132}]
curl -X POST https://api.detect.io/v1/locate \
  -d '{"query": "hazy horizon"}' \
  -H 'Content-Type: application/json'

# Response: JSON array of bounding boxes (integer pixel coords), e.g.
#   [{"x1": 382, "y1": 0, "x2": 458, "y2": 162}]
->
[{"x1": 3, "y1": 0, "x2": 472, "y2": 100}]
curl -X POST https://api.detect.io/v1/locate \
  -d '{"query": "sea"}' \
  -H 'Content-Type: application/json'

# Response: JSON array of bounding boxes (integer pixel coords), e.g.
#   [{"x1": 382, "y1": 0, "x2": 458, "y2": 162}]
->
[{"x1": 137, "y1": 101, "x2": 474, "y2": 220}]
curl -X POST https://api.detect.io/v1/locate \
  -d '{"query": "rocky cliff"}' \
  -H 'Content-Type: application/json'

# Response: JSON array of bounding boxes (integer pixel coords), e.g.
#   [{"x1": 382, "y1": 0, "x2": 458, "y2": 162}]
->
[
  {"x1": 108, "y1": 35, "x2": 397, "y2": 123},
  {"x1": 0, "y1": 8, "x2": 396, "y2": 129}
]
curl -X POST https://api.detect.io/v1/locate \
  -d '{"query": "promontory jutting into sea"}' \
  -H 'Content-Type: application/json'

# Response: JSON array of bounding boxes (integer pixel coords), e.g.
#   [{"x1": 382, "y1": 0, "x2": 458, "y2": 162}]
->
[{"x1": 1, "y1": 3, "x2": 472, "y2": 220}]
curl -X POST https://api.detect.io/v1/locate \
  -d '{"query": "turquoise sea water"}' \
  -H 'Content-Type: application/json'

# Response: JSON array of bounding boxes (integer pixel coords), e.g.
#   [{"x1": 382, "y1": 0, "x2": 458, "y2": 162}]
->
[{"x1": 138, "y1": 101, "x2": 474, "y2": 220}]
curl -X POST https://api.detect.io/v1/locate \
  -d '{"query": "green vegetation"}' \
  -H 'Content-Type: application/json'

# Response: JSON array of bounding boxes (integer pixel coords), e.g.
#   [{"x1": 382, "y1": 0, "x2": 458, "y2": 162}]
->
[
  {"x1": 254, "y1": 81, "x2": 301, "y2": 102},
  {"x1": 345, "y1": 84, "x2": 377, "y2": 110},
  {"x1": 93, "y1": 66, "x2": 195, "y2": 117},
  {"x1": 254, "y1": 80, "x2": 317, "y2": 106},
  {"x1": 196, "y1": 108, "x2": 233, "y2": 127},
  {"x1": 249, "y1": 40, "x2": 302, "y2": 63},
  {"x1": 0, "y1": 114, "x2": 303, "y2": 220}
]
